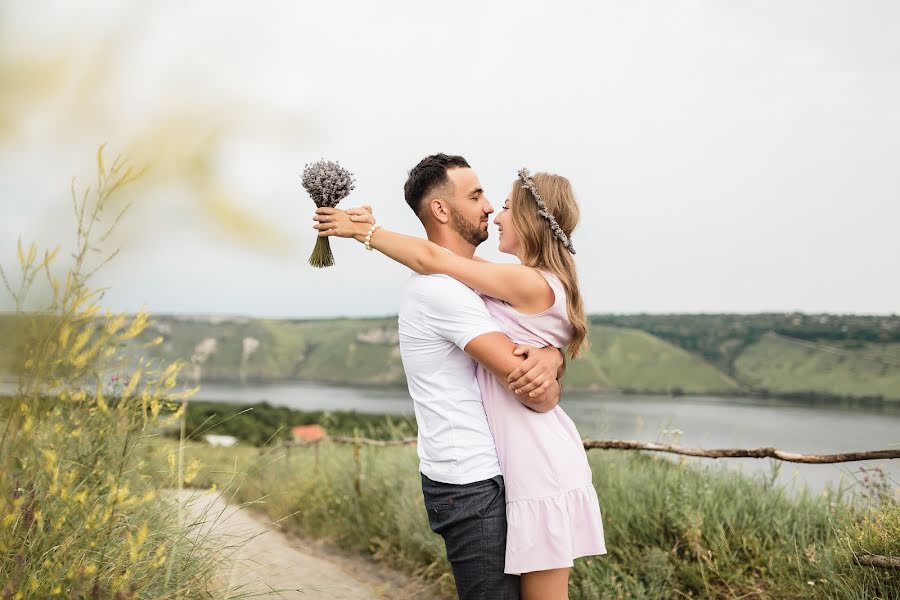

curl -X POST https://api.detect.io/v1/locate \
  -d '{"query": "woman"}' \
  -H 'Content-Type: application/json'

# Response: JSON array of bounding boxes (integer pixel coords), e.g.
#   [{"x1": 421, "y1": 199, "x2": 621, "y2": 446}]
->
[{"x1": 314, "y1": 169, "x2": 606, "y2": 600}]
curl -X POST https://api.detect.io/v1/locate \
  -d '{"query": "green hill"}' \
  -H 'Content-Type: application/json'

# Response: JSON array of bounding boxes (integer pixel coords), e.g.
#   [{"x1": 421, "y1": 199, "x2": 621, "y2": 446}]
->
[
  {"x1": 734, "y1": 332, "x2": 900, "y2": 399},
  {"x1": 140, "y1": 317, "x2": 740, "y2": 395},
  {"x1": 2, "y1": 313, "x2": 898, "y2": 400},
  {"x1": 137, "y1": 316, "x2": 405, "y2": 385},
  {"x1": 566, "y1": 326, "x2": 739, "y2": 394}
]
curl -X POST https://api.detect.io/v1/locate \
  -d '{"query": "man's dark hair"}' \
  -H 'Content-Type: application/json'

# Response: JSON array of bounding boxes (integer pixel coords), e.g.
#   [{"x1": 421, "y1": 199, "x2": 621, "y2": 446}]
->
[{"x1": 404, "y1": 153, "x2": 470, "y2": 218}]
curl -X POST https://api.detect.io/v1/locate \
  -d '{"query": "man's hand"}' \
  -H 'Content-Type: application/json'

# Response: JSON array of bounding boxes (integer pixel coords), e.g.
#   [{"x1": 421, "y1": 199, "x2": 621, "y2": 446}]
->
[
  {"x1": 528, "y1": 378, "x2": 561, "y2": 413},
  {"x1": 507, "y1": 345, "x2": 565, "y2": 398},
  {"x1": 465, "y1": 334, "x2": 563, "y2": 412}
]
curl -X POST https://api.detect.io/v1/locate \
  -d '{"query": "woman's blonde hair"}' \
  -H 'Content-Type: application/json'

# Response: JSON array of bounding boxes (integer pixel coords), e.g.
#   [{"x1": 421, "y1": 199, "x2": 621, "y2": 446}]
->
[{"x1": 508, "y1": 172, "x2": 588, "y2": 358}]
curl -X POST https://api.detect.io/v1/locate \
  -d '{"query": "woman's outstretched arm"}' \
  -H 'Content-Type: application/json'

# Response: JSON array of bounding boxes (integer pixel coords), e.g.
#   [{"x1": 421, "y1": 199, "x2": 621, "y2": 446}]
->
[{"x1": 313, "y1": 206, "x2": 553, "y2": 314}]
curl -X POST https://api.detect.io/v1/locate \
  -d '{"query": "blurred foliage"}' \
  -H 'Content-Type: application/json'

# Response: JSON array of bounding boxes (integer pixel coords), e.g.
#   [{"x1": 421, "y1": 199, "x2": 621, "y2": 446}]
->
[
  {"x1": 0, "y1": 148, "x2": 226, "y2": 598},
  {"x1": 0, "y1": 16, "x2": 302, "y2": 259}
]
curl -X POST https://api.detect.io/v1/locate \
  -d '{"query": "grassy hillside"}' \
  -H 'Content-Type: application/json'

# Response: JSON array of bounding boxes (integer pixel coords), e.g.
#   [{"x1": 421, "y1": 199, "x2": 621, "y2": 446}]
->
[
  {"x1": 591, "y1": 313, "x2": 899, "y2": 371},
  {"x1": 143, "y1": 316, "x2": 739, "y2": 395},
  {"x1": 735, "y1": 332, "x2": 900, "y2": 399},
  {"x1": 3, "y1": 313, "x2": 898, "y2": 400},
  {"x1": 135, "y1": 316, "x2": 405, "y2": 384},
  {"x1": 566, "y1": 325, "x2": 739, "y2": 394}
]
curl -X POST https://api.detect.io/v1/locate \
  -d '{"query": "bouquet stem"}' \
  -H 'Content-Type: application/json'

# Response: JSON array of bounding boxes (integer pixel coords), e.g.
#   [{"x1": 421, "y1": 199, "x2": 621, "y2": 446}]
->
[{"x1": 309, "y1": 237, "x2": 335, "y2": 268}]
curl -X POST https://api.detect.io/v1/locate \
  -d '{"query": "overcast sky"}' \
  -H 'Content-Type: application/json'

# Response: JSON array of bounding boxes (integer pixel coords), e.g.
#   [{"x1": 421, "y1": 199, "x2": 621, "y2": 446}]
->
[{"x1": 1, "y1": 1, "x2": 898, "y2": 318}]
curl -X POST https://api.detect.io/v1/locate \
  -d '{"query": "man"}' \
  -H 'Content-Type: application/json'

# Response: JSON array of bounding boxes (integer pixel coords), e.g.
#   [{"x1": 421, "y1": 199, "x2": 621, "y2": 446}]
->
[{"x1": 396, "y1": 154, "x2": 564, "y2": 599}]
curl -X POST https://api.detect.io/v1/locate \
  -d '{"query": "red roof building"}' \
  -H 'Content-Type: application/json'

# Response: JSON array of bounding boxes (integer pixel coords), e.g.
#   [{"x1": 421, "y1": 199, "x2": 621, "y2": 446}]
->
[{"x1": 291, "y1": 424, "x2": 327, "y2": 444}]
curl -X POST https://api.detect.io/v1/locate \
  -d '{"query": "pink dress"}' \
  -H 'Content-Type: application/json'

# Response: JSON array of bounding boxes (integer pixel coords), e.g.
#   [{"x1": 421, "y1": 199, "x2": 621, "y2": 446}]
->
[{"x1": 476, "y1": 270, "x2": 607, "y2": 575}]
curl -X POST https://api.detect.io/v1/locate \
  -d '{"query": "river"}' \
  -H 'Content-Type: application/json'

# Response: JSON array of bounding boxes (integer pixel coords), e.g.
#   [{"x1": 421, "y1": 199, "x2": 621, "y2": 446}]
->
[{"x1": 192, "y1": 382, "x2": 899, "y2": 498}]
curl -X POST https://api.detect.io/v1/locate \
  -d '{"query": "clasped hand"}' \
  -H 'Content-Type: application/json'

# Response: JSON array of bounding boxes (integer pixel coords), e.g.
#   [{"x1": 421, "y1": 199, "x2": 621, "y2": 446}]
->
[
  {"x1": 508, "y1": 345, "x2": 564, "y2": 399},
  {"x1": 313, "y1": 205, "x2": 375, "y2": 240}
]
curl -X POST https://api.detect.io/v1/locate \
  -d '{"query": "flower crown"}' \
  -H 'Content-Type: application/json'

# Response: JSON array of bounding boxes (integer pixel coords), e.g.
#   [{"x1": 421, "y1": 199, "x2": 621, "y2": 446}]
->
[{"x1": 517, "y1": 168, "x2": 576, "y2": 255}]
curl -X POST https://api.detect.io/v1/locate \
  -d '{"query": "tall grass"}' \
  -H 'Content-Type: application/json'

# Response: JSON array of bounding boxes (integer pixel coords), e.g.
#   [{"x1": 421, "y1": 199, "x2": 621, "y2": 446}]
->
[
  {"x1": 0, "y1": 148, "x2": 257, "y2": 598},
  {"x1": 167, "y1": 437, "x2": 899, "y2": 600}
]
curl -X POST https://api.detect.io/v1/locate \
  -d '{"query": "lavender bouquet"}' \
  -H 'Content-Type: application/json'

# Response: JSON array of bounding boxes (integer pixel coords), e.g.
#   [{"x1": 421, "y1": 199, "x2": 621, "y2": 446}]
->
[{"x1": 301, "y1": 159, "x2": 355, "y2": 268}]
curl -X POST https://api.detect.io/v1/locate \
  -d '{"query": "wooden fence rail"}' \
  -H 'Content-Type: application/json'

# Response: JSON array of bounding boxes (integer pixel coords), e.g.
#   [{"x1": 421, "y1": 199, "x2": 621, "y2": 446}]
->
[
  {"x1": 322, "y1": 436, "x2": 900, "y2": 465},
  {"x1": 854, "y1": 553, "x2": 900, "y2": 570}
]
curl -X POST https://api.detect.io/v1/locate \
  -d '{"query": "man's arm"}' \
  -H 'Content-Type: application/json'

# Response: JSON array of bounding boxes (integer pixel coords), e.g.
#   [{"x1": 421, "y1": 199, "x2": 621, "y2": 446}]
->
[
  {"x1": 508, "y1": 345, "x2": 566, "y2": 395},
  {"x1": 409, "y1": 275, "x2": 562, "y2": 411},
  {"x1": 464, "y1": 332, "x2": 563, "y2": 412}
]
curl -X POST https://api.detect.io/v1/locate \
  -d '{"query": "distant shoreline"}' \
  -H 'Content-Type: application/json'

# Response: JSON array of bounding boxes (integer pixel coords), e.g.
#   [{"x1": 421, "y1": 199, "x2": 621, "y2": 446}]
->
[
  {"x1": 181, "y1": 376, "x2": 900, "y2": 406},
  {"x1": 4, "y1": 377, "x2": 896, "y2": 409}
]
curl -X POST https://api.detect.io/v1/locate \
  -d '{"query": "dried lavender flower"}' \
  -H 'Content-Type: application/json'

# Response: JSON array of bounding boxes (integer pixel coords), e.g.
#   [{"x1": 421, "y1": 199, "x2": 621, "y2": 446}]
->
[
  {"x1": 302, "y1": 160, "x2": 355, "y2": 208},
  {"x1": 302, "y1": 160, "x2": 355, "y2": 267}
]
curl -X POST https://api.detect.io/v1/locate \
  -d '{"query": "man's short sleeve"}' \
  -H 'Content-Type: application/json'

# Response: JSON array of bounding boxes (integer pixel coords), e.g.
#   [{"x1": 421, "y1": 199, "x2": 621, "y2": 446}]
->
[{"x1": 415, "y1": 275, "x2": 501, "y2": 350}]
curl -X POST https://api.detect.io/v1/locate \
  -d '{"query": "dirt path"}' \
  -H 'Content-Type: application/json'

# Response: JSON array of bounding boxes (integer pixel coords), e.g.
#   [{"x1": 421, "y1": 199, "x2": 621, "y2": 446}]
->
[{"x1": 174, "y1": 489, "x2": 442, "y2": 599}]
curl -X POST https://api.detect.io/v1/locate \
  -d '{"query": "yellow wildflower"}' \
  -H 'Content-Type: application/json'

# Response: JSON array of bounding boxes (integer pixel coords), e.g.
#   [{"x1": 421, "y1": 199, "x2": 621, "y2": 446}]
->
[
  {"x1": 70, "y1": 329, "x2": 93, "y2": 356},
  {"x1": 121, "y1": 312, "x2": 149, "y2": 339},
  {"x1": 122, "y1": 370, "x2": 142, "y2": 400},
  {"x1": 184, "y1": 458, "x2": 201, "y2": 484},
  {"x1": 154, "y1": 545, "x2": 167, "y2": 567},
  {"x1": 58, "y1": 323, "x2": 71, "y2": 349},
  {"x1": 105, "y1": 314, "x2": 126, "y2": 336},
  {"x1": 128, "y1": 523, "x2": 149, "y2": 562},
  {"x1": 96, "y1": 383, "x2": 109, "y2": 414}
]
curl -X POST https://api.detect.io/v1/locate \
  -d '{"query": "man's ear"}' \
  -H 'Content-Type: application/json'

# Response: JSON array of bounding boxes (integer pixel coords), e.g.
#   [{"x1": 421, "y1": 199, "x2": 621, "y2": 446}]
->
[{"x1": 430, "y1": 198, "x2": 450, "y2": 224}]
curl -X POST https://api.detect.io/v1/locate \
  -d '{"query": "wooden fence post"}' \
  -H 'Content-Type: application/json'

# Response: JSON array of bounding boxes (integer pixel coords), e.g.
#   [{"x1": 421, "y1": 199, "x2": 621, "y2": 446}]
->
[
  {"x1": 314, "y1": 440, "x2": 320, "y2": 474},
  {"x1": 353, "y1": 443, "x2": 362, "y2": 497}
]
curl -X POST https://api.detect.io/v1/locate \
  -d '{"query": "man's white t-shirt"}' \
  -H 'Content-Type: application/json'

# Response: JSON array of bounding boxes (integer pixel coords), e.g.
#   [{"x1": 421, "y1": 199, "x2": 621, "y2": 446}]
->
[{"x1": 398, "y1": 273, "x2": 502, "y2": 485}]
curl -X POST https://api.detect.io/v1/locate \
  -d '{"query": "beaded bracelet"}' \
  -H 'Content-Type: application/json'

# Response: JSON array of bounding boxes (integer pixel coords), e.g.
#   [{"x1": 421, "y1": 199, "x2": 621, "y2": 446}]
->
[{"x1": 364, "y1": 223, "x2": 381, "y2": 251}]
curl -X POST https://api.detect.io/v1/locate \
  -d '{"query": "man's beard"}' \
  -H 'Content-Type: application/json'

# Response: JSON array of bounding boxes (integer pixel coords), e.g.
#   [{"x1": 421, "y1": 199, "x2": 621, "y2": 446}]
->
[{"x1": 447, "y1": 204, "x2": 488, "y2": 247}]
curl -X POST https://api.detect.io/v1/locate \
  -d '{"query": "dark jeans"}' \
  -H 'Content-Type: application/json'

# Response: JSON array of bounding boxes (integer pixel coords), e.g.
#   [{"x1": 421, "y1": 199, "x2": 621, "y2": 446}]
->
[{"x1": 421, "y1": 473, "x2": 520, "y2": 600}]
